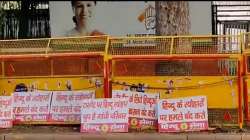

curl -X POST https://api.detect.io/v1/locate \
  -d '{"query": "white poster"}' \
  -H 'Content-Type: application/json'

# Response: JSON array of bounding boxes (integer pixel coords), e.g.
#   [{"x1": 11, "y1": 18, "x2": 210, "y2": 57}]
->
[
  {"x1": 158, "y1": 96, "x2": 208, "y2": 132},
  {"x1": 112, "y1": 90, "x2": 159, "y2": 119},
  {"x1": 112, "y1": 90, "x2": 159, "y2": 129},
  {"x1": 81, "y1": 98, "x2": 129, "y2": 133},
  {"x1": 13, "y1": 91, "x2": 52, "y2": 123},
  {"x1": 0, "y1": 96, "x2": 13, "y2": 128},
  {"x1": 50, "y1": 90, "x2": 95, "y2": 123}
]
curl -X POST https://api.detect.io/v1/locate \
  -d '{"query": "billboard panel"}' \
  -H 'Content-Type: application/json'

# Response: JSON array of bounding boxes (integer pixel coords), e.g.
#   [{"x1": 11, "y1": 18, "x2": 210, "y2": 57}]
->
[
  {"x1": 49, "y1": 1, "x2": 212, "y2": 37},
  {"x1": 49, "y1": 1, "x2": 156, "y2": 37}
]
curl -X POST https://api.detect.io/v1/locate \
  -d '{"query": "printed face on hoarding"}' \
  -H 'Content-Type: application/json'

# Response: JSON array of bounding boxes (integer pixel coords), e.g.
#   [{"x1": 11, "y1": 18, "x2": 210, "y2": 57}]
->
[{"x1": 72, "y1": 1, "x2": 95, "y2": 30}]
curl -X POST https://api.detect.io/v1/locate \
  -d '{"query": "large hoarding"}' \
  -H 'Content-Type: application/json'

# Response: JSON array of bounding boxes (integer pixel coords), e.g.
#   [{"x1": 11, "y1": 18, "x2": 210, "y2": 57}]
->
[
  {"x1": 49, "y1": 1, "x2": 156, "y2": 37},
  {"x1": 49, "y1": 1, "x2": 211, "y2": 37}
]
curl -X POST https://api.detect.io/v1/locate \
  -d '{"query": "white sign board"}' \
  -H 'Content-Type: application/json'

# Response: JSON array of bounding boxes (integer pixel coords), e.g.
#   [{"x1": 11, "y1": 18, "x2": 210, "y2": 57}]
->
[
  {"x1": 158, "y1": 96, "x2": 208, "y2": 132},
  {"x1": 112, "y1": 90, "x2": 159, "y2": 129},
  {"x1": 0, "y1": 96, "x2": 13, "y2": 128},
  {"x1": 50, "y1": 90, "x2": 95, "y2": 123},
  {"x1": 81, "y1": 98, "x2": 129, "y2": 133},
  {"x1": 13, "y1": 91, "x2": 52, "y2": 123}
]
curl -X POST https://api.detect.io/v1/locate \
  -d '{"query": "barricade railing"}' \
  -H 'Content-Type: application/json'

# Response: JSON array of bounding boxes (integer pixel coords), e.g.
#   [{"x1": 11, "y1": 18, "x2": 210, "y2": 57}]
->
[
  {"x1": 0, "y1": 33, "x2": 249, "y2": 128},
  {"x1": 0, "y1": 36, "x2": 108, "y2": 113},
  {"x1": 242, "y1": 32, "x2": 250, "y2": 123},
  {"x1": 108, "y1": 35, "x2": 242, "y2": 56},
  {"x1": 108, "y1": 34, "x2": 243, "y2": 128}
]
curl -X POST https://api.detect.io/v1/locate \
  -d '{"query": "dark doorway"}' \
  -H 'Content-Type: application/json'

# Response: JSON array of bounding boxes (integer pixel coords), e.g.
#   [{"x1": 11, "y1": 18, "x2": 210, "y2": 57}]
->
[
  {"x1": 0, "y1": 1, "x2": 50, "y2": 39},
  {"x1": 212, "y1": 1, "x2": 250, "y2": 35}
]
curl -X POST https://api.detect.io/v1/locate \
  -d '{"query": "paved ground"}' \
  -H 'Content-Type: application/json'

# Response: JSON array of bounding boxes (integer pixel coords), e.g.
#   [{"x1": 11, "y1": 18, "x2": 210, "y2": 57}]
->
[
  {"x1": 1, "y1": 125, "x2": 250, "y2": 140},
  {"x1": 1, "y1": 133, "x2": 250, "y2": 140}
]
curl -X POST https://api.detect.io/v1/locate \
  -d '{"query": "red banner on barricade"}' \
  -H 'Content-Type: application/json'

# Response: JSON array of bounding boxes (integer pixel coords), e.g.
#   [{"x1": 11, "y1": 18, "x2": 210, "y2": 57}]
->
[
  {"x1": 50, "y1": 90, "x2": 95, "y2": 123},
  {"x1": 112, "y1": 90, "x2": 159, "y2": 130},
  {"x1": 80, "y1": 98, "x2": 129, "y2": 133},
  {"x1": 13, "y1": 92, "x2": 52, "y2": 124},
  {"x1": 0, "y1": 96, "x2": 13, "y2": 128},
  {"x1": 158, "y1": 96, "x2": 208, "y2": 132}
]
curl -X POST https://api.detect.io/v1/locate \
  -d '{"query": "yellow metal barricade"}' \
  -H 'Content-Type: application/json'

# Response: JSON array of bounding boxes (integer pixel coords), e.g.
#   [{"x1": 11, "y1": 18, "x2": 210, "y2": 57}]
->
[
  {"x1": 0, "y1": 36, "x2": 108, "y2": 124},
  {"x1": 108, "y1": 35, "x2": 243, "y2": 128},
  {"x1": 242, "y1": 32, "x2": 250, "y2": 123},
  {"x1": 0, "y1": 33, "x2": 248, "y2": 129}
]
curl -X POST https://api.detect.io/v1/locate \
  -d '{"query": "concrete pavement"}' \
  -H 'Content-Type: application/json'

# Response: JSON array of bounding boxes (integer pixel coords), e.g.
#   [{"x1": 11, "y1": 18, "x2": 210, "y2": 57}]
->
[{"x1": 1, "y1": 133, "x2": 250, "y2": 140}]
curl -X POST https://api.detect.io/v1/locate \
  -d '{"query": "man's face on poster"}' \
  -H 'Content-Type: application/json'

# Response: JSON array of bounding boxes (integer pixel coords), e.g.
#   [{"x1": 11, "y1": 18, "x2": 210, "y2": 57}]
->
[{"x1": 73, "y1": 1, "x2": 95, "y2": 27}]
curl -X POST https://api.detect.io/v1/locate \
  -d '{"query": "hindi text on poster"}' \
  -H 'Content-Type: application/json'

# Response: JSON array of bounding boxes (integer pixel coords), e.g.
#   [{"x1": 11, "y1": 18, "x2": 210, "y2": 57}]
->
[
  {"x1": 13, "y1": 92, "x2": 51, "y2": 123},
  {"x1": 158, "y1": 96, "x2": 208, "y2": 132},
  {"x1": 81, "y1": 98, "x2": 129, "y2": 133},
  {"x1": 0, "y1": 96, "x2": 12, "y2": 128},
  {"x1": 50, "y1": 90, "x2": 95, "y2": 123},
  {"x1": 112, "y1": 90, "x2": 159, "y2": 129}
]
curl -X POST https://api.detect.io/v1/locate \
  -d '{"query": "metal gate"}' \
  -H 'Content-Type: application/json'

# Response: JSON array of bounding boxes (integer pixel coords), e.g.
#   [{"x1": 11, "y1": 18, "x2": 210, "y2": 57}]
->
[
  {"x1": 0, "y1": 1, "x2": 50, "y2": 39},
  {"x1": 212, "y1": 1, "x2": 250, "y2": 35}
]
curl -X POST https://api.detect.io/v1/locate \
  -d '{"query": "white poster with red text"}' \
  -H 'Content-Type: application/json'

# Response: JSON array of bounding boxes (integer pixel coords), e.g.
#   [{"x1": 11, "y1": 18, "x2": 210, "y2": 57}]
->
[
  {"x1": 50, "y1": 90, "x2": 95, "y2": 123},
  {"x1": 13, "y1": 92, "x2": 52, "y2": 124},
  {"x1": 81, "y1": 98, "x2": 129, "y2": 133},
  {"x1": 112, "y1": 90, "x2": 159, "y2": 130},
  {"x1": 158, "y1": 96, "x2": 208, "y2": 132},
  {"x1": 0, "y1": 96, "x2": 13, "y2": 128}
]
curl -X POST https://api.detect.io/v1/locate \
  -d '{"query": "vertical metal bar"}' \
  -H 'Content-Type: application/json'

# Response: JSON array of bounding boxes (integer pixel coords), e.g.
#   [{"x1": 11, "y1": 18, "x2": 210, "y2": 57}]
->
[
  {"x1": 111, "y1": 60, "x2": 115, "y2": 79},
  {"x1": 211, "y1": 2, "x2": 216, "y2": 35},
  {"x1": 104, "y1": 61, "x2": 109, "y2": 98},
  {"x1": 170, "y1": 37, "x2": 174, "y2": 55},
  {"x1": 238, "y1": 59, "x2": 243, "y2": 129},
  {"x1": 45, "y1": 38, "x2": 51, "y2": 54},
  {"x1": 243, "y1": 55, "x2": 249, "y2": 120},
  {"x1": 50, "y1": 58, "x2": 53, "y2": 76},
  {"x1": 104, "y1": 36, "x2": 110, "y2": 98},
  {"x1": 247, "y1": 22, "x2": 250, "y2": 32},
  {"x1": 215, "y1": 5, "x2": 218, "y2": 34},
  {"x1": 241, "y1": 33, "x2": 244, "y2": 54},
  {"x1": 1, "y1": 61, "x2": 4, "y2": 78},
  {"x1": 108, "y1": 59, "x2": 112, "y2": 98}
]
